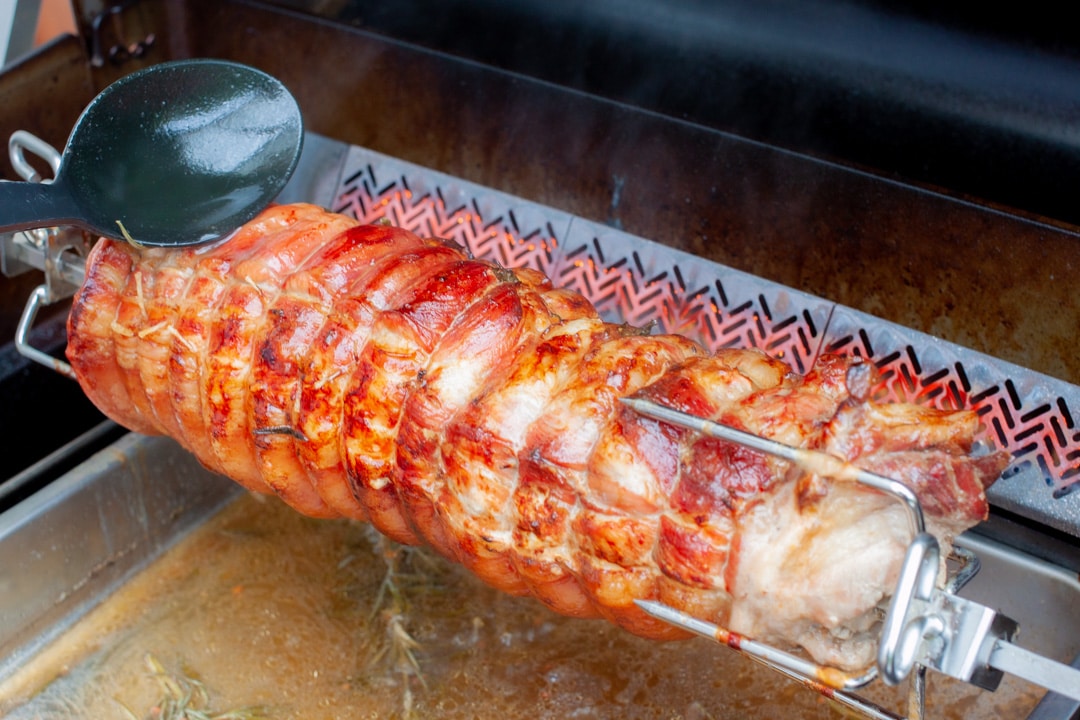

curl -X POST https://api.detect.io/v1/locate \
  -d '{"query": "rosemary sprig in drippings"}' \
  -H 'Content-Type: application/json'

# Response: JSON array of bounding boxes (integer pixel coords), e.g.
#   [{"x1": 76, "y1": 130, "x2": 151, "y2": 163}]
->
[{"x1": 115, "y1": 653, "x2": 269, "y2": 720}]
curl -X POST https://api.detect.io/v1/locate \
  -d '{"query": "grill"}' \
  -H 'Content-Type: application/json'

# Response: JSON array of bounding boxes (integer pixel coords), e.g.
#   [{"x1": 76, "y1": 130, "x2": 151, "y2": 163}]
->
[{"x1": 2, "y1": 1, "x2": 1080, "y2": 718}]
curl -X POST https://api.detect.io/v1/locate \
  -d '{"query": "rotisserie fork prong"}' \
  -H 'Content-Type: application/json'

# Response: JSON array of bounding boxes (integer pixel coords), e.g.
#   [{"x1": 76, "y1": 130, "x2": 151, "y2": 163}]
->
[
  {"x1": 623, "y1": 396, "x2": 1080, "y2": 716},
  {"x1": 619, "y1": 396, "x2": 926, "y2": 536}
]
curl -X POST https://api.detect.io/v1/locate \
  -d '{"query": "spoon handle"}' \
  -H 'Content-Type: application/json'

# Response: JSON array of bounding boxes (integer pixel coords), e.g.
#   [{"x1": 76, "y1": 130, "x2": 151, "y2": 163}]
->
[{"x1": 0, "y1": 179, "x2": 85, "y2": 234}]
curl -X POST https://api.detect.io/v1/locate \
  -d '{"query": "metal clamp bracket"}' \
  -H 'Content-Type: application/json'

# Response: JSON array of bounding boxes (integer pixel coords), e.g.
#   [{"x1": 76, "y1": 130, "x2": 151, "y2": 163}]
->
[
  {"x1": 878, "y1": 532, "x2": 945, "y2": 685},
  {"x1": 1, "y1": 132, "x2": 90, "y2": 380}
]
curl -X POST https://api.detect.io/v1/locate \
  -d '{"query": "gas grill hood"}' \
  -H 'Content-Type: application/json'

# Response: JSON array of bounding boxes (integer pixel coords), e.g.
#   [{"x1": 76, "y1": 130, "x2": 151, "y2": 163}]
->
[{"x1": 263, "y1": 0, "x2": 1080, "y2": 228}]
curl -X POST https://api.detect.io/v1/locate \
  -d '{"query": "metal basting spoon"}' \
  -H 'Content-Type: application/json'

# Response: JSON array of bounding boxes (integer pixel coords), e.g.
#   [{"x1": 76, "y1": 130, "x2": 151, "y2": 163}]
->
[{"x1": 0, "y1": 58, "x2": 303, "y2": 247}]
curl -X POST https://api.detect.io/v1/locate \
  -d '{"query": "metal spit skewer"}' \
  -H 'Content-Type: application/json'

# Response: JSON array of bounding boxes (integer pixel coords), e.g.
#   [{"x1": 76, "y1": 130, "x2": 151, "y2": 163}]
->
[{"x1": 622, "y1": 395, "x2": 1080, "y2": 715}]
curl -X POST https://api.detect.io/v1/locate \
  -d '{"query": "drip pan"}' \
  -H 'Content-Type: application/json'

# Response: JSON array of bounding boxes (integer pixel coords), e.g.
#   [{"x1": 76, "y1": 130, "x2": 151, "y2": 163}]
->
[{"x1": 0, "y1": 432, "x2": 1074, "y2": 719}]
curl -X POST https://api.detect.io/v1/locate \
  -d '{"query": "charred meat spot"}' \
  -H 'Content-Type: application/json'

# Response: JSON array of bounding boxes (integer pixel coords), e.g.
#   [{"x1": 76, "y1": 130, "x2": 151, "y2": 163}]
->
[
  {"x1": 218, "y1": 316, "x2": 243, "y2": 345},
  {"x1": 260, "y1": 344, "x2": 278, "y2": 367},
  {"x1": 672, "y1": 437, "x2": 774, "y2": 516}
]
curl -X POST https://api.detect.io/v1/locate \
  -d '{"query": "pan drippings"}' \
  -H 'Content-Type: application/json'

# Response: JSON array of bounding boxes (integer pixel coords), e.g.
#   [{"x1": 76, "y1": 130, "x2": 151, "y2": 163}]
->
[{"x1": 0, "y1": 494, "x2": 1041, "y2": 719}]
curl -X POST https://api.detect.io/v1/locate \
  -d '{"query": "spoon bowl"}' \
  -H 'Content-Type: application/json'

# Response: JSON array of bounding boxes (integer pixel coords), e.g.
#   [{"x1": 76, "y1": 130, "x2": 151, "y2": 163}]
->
[{"x1": 0, "y1": 59, "x2": 303, "y2": 247}]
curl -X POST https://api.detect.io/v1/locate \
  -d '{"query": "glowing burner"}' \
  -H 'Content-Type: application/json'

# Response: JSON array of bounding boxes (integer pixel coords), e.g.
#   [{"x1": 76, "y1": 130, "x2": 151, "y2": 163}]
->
[
  {"x1": 335, "y1": 161, "x2": 563, "y2": 277},
  {"x1": 553, "y1": 221, "x2": 831, "y2": 374}
]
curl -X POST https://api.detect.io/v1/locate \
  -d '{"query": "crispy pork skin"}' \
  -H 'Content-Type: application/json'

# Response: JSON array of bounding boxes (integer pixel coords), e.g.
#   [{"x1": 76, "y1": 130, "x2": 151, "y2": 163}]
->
[{"x1": 66, "y1": 203, "x2": 1009, "y2": 670}]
